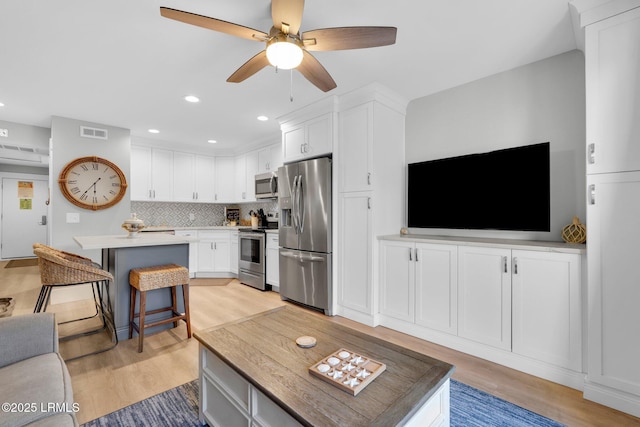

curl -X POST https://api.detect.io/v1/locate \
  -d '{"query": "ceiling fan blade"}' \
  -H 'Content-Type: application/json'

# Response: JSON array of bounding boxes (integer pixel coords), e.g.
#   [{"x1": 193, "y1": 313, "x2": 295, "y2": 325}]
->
[
  {"x1": 271, "y1": 0, "x2": 304, "y2": 35},
  {"x1": 302, "y1": 26, "x2": 397, "y2": 51},
  {"x1": 297, "y1": 51, "x2": 336, "y2": 92},
  {"x1": 227, "y1": 50, "x2": 271, "y2": 83},
  {"x1": 160, "y1": 7, "x2": 267, "y2": 41}
]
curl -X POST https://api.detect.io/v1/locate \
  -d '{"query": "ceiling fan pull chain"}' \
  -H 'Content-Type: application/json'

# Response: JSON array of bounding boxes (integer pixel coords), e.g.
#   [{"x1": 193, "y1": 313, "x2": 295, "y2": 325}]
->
[{"x1": 290, "y1": 69, "x2": 294, "y2": 102}]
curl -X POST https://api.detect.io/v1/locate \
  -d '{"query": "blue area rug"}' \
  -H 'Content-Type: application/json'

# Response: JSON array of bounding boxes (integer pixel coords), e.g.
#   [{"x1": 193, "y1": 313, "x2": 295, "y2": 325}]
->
[{"x1": 82, "y1": 379, "x2": 565, "y2": 426}]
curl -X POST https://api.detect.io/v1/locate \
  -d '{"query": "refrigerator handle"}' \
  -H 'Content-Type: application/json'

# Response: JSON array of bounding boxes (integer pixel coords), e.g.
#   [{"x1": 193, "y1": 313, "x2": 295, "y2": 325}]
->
[
  {"x1": 297, "y1": 174, "x2": 304, "y2": 234},
  {"x1": 292, "y1": 175, "x2": 300, "y2": 233}
]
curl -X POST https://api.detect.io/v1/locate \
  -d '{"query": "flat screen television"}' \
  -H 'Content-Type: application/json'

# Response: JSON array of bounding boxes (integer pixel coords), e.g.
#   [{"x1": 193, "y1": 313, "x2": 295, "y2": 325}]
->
[{"x1": 407, "y1": 142, "x2": 550, "y2": 232}]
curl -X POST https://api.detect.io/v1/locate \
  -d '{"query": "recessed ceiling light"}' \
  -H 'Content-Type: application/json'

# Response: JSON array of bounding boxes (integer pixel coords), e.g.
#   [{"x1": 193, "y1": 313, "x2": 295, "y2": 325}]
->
[
  {"x1": 257, "y1": 115, "x2": 268, "y2": 121},
  {"x1": 207, "y1": 139, "x2": 217, "y2": 144},
  {"x1": 184, "y1": 95, "x2": 200, "y2": 103},
  {"x1": 0, "y1": 102, "x2": 4, "y2": 107},
  {"x1": 148, "y1": 129, "x2": 160, "y2": 134}
]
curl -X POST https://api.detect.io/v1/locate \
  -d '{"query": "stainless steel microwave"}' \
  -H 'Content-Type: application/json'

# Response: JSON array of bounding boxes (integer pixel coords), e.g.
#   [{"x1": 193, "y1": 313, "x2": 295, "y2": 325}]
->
[{"x1": 255, "y1": 171, "x2": 278, "y2": 199}]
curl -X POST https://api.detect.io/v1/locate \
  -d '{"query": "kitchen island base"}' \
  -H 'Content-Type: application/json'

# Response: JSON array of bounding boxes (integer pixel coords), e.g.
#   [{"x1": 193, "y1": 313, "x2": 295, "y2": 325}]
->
[{"x1": 195, "y1": 306, "x2": 454, "y2": 427}]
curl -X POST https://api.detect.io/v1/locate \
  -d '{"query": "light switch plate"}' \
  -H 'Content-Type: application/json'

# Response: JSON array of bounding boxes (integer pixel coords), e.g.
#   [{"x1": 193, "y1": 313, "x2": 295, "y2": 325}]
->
[
  {"x1": 0, "y1": 129, "x2": 8, "y2": 137},
  {"x1": 66, "y1": 213, "x2": 80, "y2": 223}
]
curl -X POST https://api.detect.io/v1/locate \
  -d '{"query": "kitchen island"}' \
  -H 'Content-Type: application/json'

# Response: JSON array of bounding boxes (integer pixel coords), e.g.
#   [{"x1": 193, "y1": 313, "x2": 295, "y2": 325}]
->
[
  {"x1": 195, "y1": 306, "x2": 454, "y2": 426},
  {"x1": 74, "y1": 233, "x2": 194, "y2": 340}
]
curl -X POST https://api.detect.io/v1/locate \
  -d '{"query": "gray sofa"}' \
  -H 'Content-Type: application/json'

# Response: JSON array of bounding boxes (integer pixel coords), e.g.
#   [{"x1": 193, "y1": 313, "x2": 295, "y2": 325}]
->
[{"x1": 0, "y1": 313, "x2": 78, "y2": 427}]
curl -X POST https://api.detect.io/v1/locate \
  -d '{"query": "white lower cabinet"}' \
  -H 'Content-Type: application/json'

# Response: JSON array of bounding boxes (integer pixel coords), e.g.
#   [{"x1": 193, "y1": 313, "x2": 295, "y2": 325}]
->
[
  {"x1": 266, "y1": 233, "x2": 279, "y2": 289},
  {"x1": 379, "y1": 240, "x2": 458, "y2": 335},
  {"x1": 200, "y1": 346, "x2": 302, "y2": 427},
  {"x1": 230, "y1": 231, "x2": 239, "y2": 275},
  {"x1": 197, "y1": 231, "x2": 231, "y2": 275},
  {"x1": 457, "y1": 246, "x2": 512, "y2": 351},
  {"x1": 379, "y1": 237, "x2": 584, "y2": 388},
  {"x1": 174, "y1": 230, "x2": 197, "y2": 278},
  {"x1": 511, "y1": 250, "x2": 582, "y2": 371}
]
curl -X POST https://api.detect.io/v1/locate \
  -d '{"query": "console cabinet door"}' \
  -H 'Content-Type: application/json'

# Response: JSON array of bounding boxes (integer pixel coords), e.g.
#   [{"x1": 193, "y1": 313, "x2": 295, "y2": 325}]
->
[
  {"x1": 458, "y1": 246, "x2": 512, "y2": 350},
  {"x1": 415, "y1": 243, "x2": 458, "y2": 335},
  {"x1": 512, "y1": 250, "x2": 582, "y2": 371},
  {"x1": 379, "y1": 240, "x2": 414, "y2": 322}
]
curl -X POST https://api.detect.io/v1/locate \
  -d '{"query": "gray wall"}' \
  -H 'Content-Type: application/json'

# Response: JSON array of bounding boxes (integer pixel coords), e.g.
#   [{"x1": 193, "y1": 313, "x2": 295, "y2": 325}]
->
[
  {"x1": 50, "y1": 116, "x2": 131, "y2": 259},
  {"x1": 405, "y1": 50, "x2": 585, "y2": 242}
]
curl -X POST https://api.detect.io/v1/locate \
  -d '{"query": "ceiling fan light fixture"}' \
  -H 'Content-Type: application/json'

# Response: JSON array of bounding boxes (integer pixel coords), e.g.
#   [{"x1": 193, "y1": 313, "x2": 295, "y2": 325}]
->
[{"x1": 266, "y1": 34, "x2": 303, "y2": 70}]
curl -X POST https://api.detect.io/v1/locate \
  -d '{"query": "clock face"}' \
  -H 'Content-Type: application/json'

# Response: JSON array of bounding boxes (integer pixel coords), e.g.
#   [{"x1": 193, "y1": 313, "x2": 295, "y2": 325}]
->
[{"x1": 58, "y1": 156, "x2": 127, "y2": 210}]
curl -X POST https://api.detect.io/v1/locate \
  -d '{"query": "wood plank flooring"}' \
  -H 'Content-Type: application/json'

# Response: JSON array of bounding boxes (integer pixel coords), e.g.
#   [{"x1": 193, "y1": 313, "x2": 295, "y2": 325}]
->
[{"x1": 2, "y1": 260, "x2": 639, "y2": 426}]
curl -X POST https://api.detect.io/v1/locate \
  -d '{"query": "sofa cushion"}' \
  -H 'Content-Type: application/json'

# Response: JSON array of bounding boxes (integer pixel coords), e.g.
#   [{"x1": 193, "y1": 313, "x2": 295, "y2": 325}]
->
[{"x1": 0, "y1": 353, "x2": 75, "y2": 427}]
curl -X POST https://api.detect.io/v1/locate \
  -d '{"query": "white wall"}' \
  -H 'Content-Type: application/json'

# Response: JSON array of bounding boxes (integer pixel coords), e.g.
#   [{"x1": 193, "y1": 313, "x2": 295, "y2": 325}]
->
[
  {"x1": 50, "y1": 116, "x2": 131, "y2": 259},
  {"x1": 405, "y1": 50, "x2": 585, "y2": 241}
]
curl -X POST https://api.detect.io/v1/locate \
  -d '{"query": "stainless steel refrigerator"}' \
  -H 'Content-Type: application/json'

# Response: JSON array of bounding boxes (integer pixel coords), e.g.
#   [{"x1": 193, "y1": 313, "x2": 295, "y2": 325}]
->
[{"x1": 278, "y1": 156, "x2": 332, "y2": 315}]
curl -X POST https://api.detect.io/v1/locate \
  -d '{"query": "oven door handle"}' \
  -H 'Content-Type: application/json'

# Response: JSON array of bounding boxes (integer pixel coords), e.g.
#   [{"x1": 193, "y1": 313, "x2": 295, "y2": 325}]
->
[{"x1": 280, "y1": 251, "x2": 325, "y2": 263}]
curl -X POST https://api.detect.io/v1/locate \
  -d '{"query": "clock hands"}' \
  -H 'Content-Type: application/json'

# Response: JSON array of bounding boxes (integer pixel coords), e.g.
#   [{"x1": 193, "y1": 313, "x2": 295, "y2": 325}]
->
[{"x1": 79, "y1": 177, "x2": 101, "y2": 201}]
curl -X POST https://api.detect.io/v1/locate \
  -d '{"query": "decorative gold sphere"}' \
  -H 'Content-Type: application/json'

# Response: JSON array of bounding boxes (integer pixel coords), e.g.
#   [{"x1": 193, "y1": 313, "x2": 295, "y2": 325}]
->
[{"x1": 561, "y1": 216, "x2": 586, "y2": 244}]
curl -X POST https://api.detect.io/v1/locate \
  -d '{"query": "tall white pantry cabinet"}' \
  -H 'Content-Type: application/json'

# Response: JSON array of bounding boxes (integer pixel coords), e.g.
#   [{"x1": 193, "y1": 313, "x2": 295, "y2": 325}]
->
[
  {"x1": 581, "y1": 1, "x2": 640, "y2": 417},
  {"x1": 336, "y1": 85, "x2": 407, "y2": 325}
]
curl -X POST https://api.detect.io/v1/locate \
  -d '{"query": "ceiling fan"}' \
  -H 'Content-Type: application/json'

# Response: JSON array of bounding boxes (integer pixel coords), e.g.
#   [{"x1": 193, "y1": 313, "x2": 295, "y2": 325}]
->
[{"x1": 160, "y1": 0, "x2": 397, "y2": 92}]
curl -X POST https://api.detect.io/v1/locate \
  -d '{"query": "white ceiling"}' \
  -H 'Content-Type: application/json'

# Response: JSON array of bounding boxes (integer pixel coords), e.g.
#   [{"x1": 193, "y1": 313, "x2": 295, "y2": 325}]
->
[{"x1": 0, "y1": 0, "x2": 578, "y2": 155}]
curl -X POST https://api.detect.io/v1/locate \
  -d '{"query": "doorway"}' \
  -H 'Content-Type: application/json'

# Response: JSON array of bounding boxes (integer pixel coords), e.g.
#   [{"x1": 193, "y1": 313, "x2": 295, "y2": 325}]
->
[{"x1": 1, "y1": 177, "x2": 49, "y2": 259}]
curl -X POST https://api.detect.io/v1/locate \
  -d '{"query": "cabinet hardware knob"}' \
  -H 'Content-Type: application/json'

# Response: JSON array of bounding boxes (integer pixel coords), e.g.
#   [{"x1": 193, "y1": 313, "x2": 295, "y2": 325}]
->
[
  {"x1": 588, "y1": 143, "x2": 595, "y2": 164},
  {"x1": 589, "y1": 184, "x2": 596, "y2": 205},
  {"x1": 409, "y1": 247, "x2": 413, "y2": 261}
]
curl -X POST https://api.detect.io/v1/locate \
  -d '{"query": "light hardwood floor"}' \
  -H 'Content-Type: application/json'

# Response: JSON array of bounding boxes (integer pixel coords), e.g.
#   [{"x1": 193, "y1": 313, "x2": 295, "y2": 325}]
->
[{"x1": 2, "y1": 260, "x2": 639, "y2": 426}]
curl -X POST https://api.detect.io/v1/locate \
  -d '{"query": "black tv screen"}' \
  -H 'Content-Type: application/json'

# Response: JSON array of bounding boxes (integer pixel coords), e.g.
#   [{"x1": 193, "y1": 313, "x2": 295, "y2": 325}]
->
[{"x1": 407, "y1": 142, "x2": 550, "y2": 232}]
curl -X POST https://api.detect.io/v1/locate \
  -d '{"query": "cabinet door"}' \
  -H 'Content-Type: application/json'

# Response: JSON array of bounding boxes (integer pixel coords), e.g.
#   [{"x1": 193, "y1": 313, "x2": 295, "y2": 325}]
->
[
  {"x1": 130, "y1": 145, "x2": 152, "y2": 200},
  {"x1": 586, "y1": 8, "x2": 640, "y2": 174},
  {"x1": 512, "y1": 250, "x2": 581, "y2": 371},
  {"x1": 151, "y1": 148, "x2": 173, "y2": 201},
  {"x1": 306, "y1": 113, "x2": 332, "y2": 158},
  {"x1": 197, "y1": 241, "x2": 215, "y2": 272},
  {"x1": 173, "y1": 152, "x2": 195, "y2": 202},
  {"x1": 337, "y1": 192, "x2": 372, "y2": 315},
  {"x1": 215, "y1": 157, "x2": 235, "y2": 202},
  {"x1": 458, "y1": 246, "x2": 512, "y2": 350},
  {"x1": 230, "y1": 232, "x2": 239, "y2": 275},
  {"x1": 244, "y1": 151, "x2": 258, "y2": 201},
  {"x1": 266, "y1": 234, "x2": 280, "y2": 287},
  {"x1": 175, "y1": 230, "x2": 198, "y2": 277},
  {"x1": 269, "y1": 143, "x2": 283, "y2": 172},
  {"x1": 195, "y1": 155, "x2": 216, "y2": 202},
  {"x1": 283, "y1": 125, "x2": 305, "y2": 162},
  {"x1": 379, "y1": 240, "x2": 414, "y2": 322},
  {"x1": 339, "y1": 103, "x2": 372, "y2": 192},
  {"x1": 587, "y1": 171, "x2": 640, "y2": 395},
  {"x1": 415, "y1": 243, "x2": 458, "y2": 335},
  {"x1": 234, "y1": 155, "x2": 247, "y2": 201},
  {"x1": 213, "y1": 238, "x2": 231, "y2": 272}
]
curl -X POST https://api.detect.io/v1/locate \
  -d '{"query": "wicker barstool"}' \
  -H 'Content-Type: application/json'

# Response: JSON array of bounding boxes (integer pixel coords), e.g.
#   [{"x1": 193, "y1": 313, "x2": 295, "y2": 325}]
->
[
  {"x1": 129, "y1": 264, "x2": 191, "y2": 352},
  {"x1": 33, "y1": 246, "x2": 118, "y2": 359},
  {"x1": 33, "y1": 243, "x2": 102, "y2": 316}
]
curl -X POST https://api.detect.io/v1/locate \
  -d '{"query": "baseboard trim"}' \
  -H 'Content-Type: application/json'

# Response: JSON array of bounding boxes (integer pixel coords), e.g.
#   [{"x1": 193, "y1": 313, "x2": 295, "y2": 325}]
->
[{"x1": 584, "y1": 381, "x2": 640, "y2": 418}]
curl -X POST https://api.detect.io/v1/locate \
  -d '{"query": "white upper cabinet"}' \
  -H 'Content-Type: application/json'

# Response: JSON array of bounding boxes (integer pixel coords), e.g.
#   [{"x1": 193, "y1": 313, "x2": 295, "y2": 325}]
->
[
  {"x1": 173, "y1": 151, "x2": 196, "y2": 202},
  {"x1": 214, "y1": 157, "x2": 235, "y2": 203},
  {"x1": 339, "y1": 103, "x2": 373, "y2": 192},
  {"x1": 257, "y1": 143, "x2": 283, "y2": 174},
  {"x1": 282, "y1": 113, "x2": 333, "y2": 162},
  {"x1": 194, "y1": 155, "x2": 216, "y2": 202},
  {"x1": 586, "y1": 7, "x2": 640, "y2": 174},
  {"x1": 234, "y1": 152, "x2": 258, "y2": 202},
  {"x1": 130, "y1": 145, "x2": 173, "y2": 201}
]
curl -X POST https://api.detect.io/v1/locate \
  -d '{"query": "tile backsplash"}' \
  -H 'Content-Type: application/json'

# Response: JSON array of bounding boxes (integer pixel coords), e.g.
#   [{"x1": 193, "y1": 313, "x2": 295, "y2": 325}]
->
[{"x1": 131, "y1": 201, "x2": 278, "y2": 227}]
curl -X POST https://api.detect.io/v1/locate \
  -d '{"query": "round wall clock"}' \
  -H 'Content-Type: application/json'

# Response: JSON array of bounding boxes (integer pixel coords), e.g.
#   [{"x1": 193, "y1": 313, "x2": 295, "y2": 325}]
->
[{"x1": 58, "y1": 156, "x2": 127, "y2": 210}]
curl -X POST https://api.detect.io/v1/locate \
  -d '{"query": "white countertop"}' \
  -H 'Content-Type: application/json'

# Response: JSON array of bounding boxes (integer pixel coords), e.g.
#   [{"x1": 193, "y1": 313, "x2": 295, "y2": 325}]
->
[
  {"x1": 74, "y1": 233, "x2": 196, "y2": 250},
  {"x1": 378, "y1": 234, "x2": 586, "y2": 254}
]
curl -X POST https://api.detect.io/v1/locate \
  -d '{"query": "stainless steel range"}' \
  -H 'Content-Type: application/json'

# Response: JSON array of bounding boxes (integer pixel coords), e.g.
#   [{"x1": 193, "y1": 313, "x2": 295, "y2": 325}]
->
[{"x1": 238, "y1": 229, "x2": 269, "y2": 291}]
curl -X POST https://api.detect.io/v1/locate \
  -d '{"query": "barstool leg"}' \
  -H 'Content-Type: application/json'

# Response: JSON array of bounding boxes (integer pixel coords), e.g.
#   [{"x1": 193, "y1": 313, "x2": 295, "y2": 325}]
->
[
  {"x1": 129, "y1": 286, "x2": 136, "y2": 340},
  {"x1": 138, "y1": 291, "x2": 146, "y2": 353},
  {"x1": 183, "y1": 283, "x2": 192, "y2": 338},
  {"x1": 171, "y1": 286, "x2": 178, "y2": 329}
]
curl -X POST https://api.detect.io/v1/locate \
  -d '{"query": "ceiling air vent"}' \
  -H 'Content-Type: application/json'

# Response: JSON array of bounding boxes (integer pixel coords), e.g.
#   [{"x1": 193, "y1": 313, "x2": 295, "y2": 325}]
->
[{"x1": 80, "y1": 126, "x2": 108, "y2": 140}]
